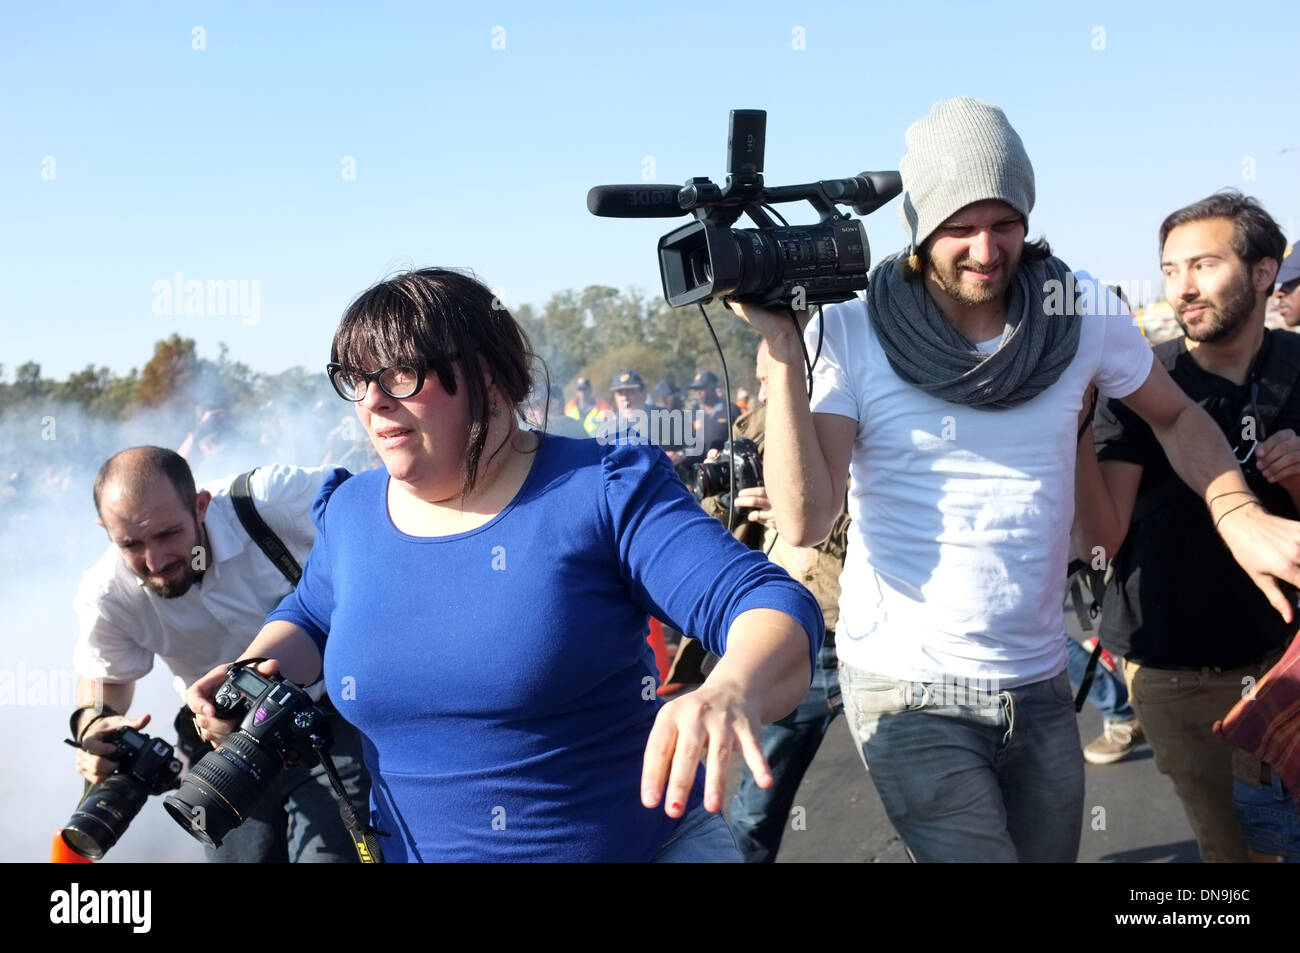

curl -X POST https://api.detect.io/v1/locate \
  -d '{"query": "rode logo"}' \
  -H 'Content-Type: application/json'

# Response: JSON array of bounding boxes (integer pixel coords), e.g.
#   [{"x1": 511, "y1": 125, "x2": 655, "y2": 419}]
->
[{"x1": 625, "y1": 189, "x2": 674, "y2": 206}]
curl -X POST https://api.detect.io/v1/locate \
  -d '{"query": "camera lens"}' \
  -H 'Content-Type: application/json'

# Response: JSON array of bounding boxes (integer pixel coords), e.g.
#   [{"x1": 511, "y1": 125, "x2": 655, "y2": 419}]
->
[
  {"x1": 692, "y1": 459, "x2": 728, "y2": 501},
  {"x1": 62, "y1": 773, "x2": 151, "y2": 860},
  {"x1": 689, "y1": 248, "x2": 713, "y2": 288},
  {"x1": 163, "y1": 731, "x2": 283, "y2": 848}
]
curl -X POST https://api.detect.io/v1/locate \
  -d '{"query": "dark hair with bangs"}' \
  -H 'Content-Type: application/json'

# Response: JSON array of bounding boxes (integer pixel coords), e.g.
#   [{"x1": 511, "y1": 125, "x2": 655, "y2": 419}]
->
[
  {"x1": 1159, "y1": 190, "x2": 1285, "y2": 272},
  {"x1": 331, "y1": 268, "x2": 535, "y2": 497}
]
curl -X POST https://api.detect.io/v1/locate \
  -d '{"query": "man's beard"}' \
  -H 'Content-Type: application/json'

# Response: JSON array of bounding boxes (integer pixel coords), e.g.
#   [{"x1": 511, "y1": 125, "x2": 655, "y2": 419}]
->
[
  {"x1": 143, "y1": 562, "x2": 199, "y2": 599},
  {"x1": 929, "y1": 257, "x2": 1013, "y2": 307},
  {"x1": 139, "y1": 520, "x2": 204, "y2": 599},
  {"x1": 1174, "y1": 271, "x2": 1257, "y2": 343}
]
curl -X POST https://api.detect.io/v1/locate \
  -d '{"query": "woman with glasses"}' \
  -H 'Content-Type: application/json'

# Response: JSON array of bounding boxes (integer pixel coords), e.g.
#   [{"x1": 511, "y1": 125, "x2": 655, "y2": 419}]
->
[{"x1": 186, "y1": 268, "x2": 822, "y2": 862}]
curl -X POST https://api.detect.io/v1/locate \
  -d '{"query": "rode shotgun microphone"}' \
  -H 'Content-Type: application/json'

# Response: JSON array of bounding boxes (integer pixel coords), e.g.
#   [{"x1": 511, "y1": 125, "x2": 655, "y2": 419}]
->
[{"x1": 586, "y1": 184, "x2": 690, "y2": 218}]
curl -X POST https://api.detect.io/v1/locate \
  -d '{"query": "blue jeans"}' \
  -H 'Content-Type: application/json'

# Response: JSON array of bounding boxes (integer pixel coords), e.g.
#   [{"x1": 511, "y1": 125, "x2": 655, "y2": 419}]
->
[
  {"x1": 840, "y1": 662, "x2": 1084, "y2": 862},
  {"x1": 652, "y1": 805, "x2": 741, "y2": 862},
  {"x1": 1233, "y1": 775, "x2": 1300, "y2": 861},
  {"x1": 1065, "y1": 635, "x2": 1133, "y2": 722},
  {"x1": 729, "y1": 641, "x2": 842, "y2": 862},
  {"x1": 206, "y1": 702, "x2": 370, "y2": 863}
]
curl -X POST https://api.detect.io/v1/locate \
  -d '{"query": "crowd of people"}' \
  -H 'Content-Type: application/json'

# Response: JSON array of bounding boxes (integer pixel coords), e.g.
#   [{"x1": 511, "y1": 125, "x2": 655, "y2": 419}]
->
[{"x1": 58, "y1": 95, "x2": 1300, "y2": 863}]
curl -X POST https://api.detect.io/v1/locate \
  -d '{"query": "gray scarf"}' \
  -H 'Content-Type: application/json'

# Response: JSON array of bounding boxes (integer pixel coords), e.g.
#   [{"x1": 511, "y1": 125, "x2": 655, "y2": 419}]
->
[{"x1": 865, "y1": 252, "x2": 1082, "y2": 408}]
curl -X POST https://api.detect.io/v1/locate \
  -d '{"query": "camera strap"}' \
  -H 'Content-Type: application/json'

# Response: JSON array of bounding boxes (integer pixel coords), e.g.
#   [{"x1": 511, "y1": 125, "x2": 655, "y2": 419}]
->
[
  {"x1": 309, "y1": 735, "x2": 388, "y2": 864},
  {"x1": 230, "y1": 470, "x2": 303, "y2": 587},
  {"x1": 1066, "y1": 558, "x2": 1112, "y2": 712},
  {"x1": 172, "y1": 704, "x2": 213, "y2": 765},
  {"x1": 66, "y1": 702, "x2": 121, "y2": 747}
]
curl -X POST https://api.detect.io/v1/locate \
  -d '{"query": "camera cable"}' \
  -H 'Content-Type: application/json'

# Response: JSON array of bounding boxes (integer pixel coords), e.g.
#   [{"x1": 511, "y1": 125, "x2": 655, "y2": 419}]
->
[
  {"x1": 700, "y1": 292, "x2": 828, "y2": 533},
  {"x1": 697, "y1": 302, "x2": 740, "y2": 533}
]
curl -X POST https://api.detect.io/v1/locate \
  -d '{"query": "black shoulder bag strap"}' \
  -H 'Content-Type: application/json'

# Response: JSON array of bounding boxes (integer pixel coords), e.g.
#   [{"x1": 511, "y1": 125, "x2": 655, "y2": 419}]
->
[
  {"x1": 1067, "y1": 558, "x2": 1111, "y2": 713},
  {"x1": 230, "y1": 469, "x2": 302, "y2": 587}
]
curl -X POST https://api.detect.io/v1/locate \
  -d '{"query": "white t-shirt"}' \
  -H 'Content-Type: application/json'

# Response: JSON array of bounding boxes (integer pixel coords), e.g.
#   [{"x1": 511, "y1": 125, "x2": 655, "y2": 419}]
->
[
  {"x1": 73, "y1": 465, "x2": 333, "y2": 689},
  {"x1": 808, "y1": 277, "x2": 1153, "y2": 687}
]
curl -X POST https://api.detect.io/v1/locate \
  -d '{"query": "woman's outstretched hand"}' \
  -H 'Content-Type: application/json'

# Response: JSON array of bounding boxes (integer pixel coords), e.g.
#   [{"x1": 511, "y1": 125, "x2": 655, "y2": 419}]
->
[{"x1": 640, "y1": 678, "x2": 771, "y2": 817}]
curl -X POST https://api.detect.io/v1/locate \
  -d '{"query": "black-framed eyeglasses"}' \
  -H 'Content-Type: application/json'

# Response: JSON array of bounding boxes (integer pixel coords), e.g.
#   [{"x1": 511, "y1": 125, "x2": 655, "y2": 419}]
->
[{"x1": 326, "y1": 363, "x2": 425, "y2": 402}]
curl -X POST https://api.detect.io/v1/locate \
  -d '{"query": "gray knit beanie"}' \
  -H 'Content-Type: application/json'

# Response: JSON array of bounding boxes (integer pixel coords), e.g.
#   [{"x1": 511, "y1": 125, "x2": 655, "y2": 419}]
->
[{"x1": 898, "y1": 97, "x2": 1035, "y2": 250}]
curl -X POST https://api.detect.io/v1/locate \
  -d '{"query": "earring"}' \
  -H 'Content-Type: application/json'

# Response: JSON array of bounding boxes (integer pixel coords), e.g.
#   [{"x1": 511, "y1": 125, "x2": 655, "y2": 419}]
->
[{"x1": 491, "y1": 403, "x2": 503, "y2": 419}]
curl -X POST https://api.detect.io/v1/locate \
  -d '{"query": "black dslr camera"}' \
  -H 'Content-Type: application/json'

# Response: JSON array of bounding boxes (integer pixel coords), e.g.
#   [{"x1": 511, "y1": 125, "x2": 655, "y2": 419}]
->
[
  {"x1": 588, "y1": 109, "x2": 901, "y2": 309},
  {"x1": 62, "y1": 727, "x2": 182, "y2": 860},
  {"x1": 692, "y1": 438, "x2": 763, "y2": 511},
  {"x1": 163, "y1": 661, "x2": 331, "y2": 849}
]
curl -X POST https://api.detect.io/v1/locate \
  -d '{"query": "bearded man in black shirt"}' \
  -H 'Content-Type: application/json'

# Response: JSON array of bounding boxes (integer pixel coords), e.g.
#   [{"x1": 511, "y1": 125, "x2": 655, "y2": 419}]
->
[{"x1": 1075, "y1": 190, "x2": 1300, "y2": 862}]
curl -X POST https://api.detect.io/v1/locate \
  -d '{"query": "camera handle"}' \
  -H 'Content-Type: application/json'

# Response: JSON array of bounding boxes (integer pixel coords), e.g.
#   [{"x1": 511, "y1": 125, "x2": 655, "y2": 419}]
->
[{"x1": 309, "y1": 734, "x2": 388, "y2": 864}]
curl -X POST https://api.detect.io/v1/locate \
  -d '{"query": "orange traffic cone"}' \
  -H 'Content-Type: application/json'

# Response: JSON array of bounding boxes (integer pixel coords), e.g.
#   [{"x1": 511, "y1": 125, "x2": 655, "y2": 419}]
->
[
  {"x1": 646, "y1": 617, "x2": 671, "y2": 685},
  {"x1": 51, "y1": 830, "x2": 93, "y2": 863}
]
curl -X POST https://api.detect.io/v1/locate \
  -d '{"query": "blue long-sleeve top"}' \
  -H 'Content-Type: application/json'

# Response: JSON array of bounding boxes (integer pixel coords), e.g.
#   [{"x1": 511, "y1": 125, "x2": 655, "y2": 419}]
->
[{"x1": 267, "y1": 433, "x2": 823, "y2": 861}]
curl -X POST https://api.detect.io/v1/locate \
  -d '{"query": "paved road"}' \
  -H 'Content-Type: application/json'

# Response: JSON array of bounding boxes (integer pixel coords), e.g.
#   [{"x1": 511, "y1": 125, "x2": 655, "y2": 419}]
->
[{"x1": 721, "y1": 612, "x2": 1203, "y2": 863}]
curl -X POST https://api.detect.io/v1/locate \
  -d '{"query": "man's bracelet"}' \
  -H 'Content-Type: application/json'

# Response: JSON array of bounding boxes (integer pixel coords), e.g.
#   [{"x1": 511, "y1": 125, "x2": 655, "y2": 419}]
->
[
  {"x1": 1209, "y1": 490, "x2": 1257, "y2": 508},
  {"x1": 1214, "y1": 498, "x2": 1261, "y2": 531},
  {"x1": 68, "y1": 703, "x2": 120, "y2": 747}
]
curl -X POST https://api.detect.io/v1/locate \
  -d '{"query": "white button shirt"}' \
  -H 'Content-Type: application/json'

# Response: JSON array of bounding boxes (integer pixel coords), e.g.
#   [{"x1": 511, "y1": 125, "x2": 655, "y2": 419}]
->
[{"x1": 73, "y1": 464, "x2": 337, "y2": 690}]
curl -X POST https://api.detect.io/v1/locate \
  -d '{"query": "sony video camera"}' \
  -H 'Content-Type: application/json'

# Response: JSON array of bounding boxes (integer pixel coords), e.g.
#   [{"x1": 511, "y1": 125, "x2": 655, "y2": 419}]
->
[
  {"x1": 588, "y1": 109, "x2": 901, "y2": 309},
  {"x1": 62, "y1": 727, "x2": 183, "y2": 860},
  {"x1": 163, "y1": 661, "x2": 332, "y2": 849}
]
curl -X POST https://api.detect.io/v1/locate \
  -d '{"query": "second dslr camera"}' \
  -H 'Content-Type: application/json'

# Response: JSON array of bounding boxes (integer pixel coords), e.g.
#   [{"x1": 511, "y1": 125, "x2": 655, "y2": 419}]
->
[
  {"x1": 692, "y1": 438, "x2": 763, "y2": 511},
  {"x1": 62, "y1": 726, "x2": 182, "y2": 860}
]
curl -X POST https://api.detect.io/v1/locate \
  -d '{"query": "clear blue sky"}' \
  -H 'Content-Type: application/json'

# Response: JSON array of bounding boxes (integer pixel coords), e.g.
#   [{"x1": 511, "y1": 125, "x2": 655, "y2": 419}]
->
[{"x1": 2, "y1": 0, "x2": 1297, "y2": 380}]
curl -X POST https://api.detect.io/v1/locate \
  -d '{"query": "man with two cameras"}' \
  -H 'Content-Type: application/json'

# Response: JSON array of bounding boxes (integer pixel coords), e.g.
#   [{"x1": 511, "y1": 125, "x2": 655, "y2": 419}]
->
[
  {"x1": 730, "y1": 97, "x2": 1300, "y2": 861},
  {"x1": 70, "y1": 445, "x2": 368, "y2": 862}
]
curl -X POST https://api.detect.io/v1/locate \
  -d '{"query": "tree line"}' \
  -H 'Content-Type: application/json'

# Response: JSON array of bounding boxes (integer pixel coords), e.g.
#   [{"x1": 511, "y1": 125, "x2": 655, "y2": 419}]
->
[{"x1": 1, "y1": 286, "x2": 764, "y2": 417}]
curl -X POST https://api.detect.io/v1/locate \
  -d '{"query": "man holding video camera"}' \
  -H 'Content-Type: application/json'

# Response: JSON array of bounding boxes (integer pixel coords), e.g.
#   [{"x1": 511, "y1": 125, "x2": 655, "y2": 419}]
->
[
  {"x1": 69, "y1": 446, "x2": 368, "y2": 862},
  {"x1": 729, "y1": 97, "x2": 1300, "y2": 861}
]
